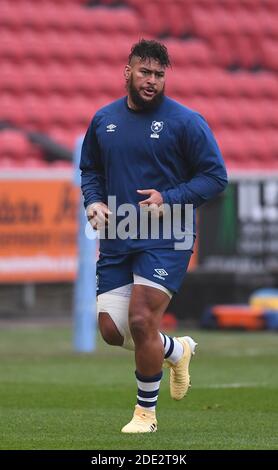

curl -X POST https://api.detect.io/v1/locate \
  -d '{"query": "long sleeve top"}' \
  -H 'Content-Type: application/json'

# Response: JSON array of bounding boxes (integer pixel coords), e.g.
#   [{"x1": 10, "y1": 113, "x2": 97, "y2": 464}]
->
[{"x1": 80, "y1": 96, "x2": 228, "y2": 254}]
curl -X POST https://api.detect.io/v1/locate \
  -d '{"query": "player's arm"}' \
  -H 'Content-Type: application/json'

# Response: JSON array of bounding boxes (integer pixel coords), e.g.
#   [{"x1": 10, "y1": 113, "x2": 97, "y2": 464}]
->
[
  {"x1": 160, "y1": 113, "x2": 228, "y2": 208},
  {"x1": 80, "y1": 117, "x2": 110, "y2": 229}
]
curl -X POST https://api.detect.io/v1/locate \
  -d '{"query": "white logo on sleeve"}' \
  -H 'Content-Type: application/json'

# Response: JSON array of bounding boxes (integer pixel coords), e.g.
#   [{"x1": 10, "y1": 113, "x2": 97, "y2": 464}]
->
[
  {"x1": 106, "y1": 124, "x2": 117, "y2": 132},
  {"x1": 150, "y1": 121, "x2": 164, "y2": 139},
  {"x1": 153, "y1": 268, "x2": 168, "y2": 280}
]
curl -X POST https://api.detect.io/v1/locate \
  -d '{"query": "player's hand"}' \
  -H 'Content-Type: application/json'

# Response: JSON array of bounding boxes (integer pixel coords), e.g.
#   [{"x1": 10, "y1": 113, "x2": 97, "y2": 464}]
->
[
  {"x1": 137, "y1": 189, "x2": 164, "y2": 217},
  {"x1": 86, "y1": 202, "x2": 112, "y2": 230}
]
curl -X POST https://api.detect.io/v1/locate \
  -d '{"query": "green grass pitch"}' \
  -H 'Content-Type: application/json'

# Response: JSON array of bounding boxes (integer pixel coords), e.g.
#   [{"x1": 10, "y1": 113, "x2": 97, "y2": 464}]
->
[{"x1": 0, "y1": 325, "x2": 277, "y2": 450}]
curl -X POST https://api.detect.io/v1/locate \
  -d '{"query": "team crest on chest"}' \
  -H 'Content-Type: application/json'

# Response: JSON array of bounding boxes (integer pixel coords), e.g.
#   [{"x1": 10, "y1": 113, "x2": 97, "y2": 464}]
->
[{"x1": 150, "y1": 121, "x2": 164, "y2": 139}]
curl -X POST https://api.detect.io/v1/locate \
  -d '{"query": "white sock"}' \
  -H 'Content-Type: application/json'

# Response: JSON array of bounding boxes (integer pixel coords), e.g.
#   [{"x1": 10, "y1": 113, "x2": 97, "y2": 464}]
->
[
  {"x1": 160, "y1": 332, "x2": 184, "y2": 364},
  {"x1": 135, "y1": 370, "x2": 163, "y2": 412}
]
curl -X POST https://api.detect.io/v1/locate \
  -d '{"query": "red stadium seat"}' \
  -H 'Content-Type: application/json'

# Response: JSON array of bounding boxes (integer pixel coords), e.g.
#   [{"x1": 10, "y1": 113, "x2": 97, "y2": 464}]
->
[
  {"x1": 65, "y1": 32, "x2": 93, "y2": 64},
  {"x1": 185, "y1": 97, "x2": 218, "y2": 129},
  {"x1": 258, "y1": 100, "x2": 278, "y2": 129},
  {"x1": 214, "y1": 98, "x2": 242, "y2": 129},
  {"x1": 0, "y1": 31, "x2": 25, "y2": 63},
  {"x1": 65, "y1": 7, "x2": 140, "y2": 35},
  {"x1": 69, "y1": 66, "x2": 95, "y2": 95},
  {"x1": 165, "y1": 2, "x2": 189, "y2": 37},
  {"x1": 256, "y1": 73, "x2": 278, "y2": 99},
  {"x1": 22, "y1": 95, "x2": 51, "y2": 131},
  {"x1": 49, "y1": 127, "x2": 77, "y2": 149},
  {"x1": 112, "y1": 35, "x2": 139, "y2": 64},
  {"x1": 45, "y1": 63, "x2": 74, "y2": 96},
  {"x1": 220, "y1": 73, "x2": 239, "y2": 98},
  {"x1": 238, "y1": 10, "x2": 261, "y2": 38},
  {"x1": 140, "y1": 3, "x2": 167, "y2": 36},
  {"x1": 46, "y1": 95, "x2": 73, "y2": 129},
  {"x1": 1, "y1": 63, "x2": 24, "y2": 95},
  {"x1": 166, "y1": 40, "x2": 212, "y2": 69},
  {"x1": 0, "y1": 1, "x2": 22, "y2": 31},
  {"x1": 207, "y1": 71, "x2": 236, "y2": 98},
  {"x1": 241, "y1": 131, "x2": 268, "y2": 164},
  {"x1": 165, "y1": 40, "x2": 188, "y2": 67},
  {"x1": 69, "y1": 96, "x2": 95, "y2": 130},
  {"x1": 166, "y1": 69, "x2": 206, "y2": 98},
  {"x1": 46, "y1": 0, "x2": 88, "y2": 4},
  {"x1": 16, "y1": 4, "x2": 48, "y2": 32},
  {"x1": 264, "y1": 130, "x2": 278, "y2": 166},
  {"x1": 232, "y1": 35, "x2": 260, "y2": 69},
  {"x1": 22, "y1": 63, "x2": 49, "y2": 96},
  {"x1": 20, "y1": 30, "x2": 49, "y2": 64},
  {"x1": 33, "y1": 4, "x2": 70, "y2": 32},
  {"x1": 191, "y1": 8, "x2": 217, "y2": 39},
  {"x1": 261, "y1": 39, "x2": 278, "y2": 72},
  {"x1": 186, "y1": 70, "x2": 231, "y2": 98},
  {"x1": 210, "y1": 35, "x2": 238, "y2": 68},
  {"x1": 49, "y1": 160, "x2": 73, "y2": 169},
  {"x1": 234, "y1": 73, "x2": 260, "y2": 99},
  {"x1": 1, "y1": 95, "x2": 26, "y2": 126},
  {"x1": 239, "y1": 99, "x2": 264, "y2": 129},
  {"x1": 0, "y1": 130, "x2": 30, "y2": 161},
  {"x1": 70, "y1": 64, "x2": 122, "y2": 98},
  {"x1": 113, "y1": 8, "x2": 141, "y2": 35},
  {"x1": 214, "y1": 9, "x2": 239, "y2": 37},
  {"x1": 68, "y1": 33, "x2": 133, "y2": 65},
  {"x1": 41, "y1": 31, "x2": 72, "y2": 64},
  {"x1": 216, "y1": 130, "x2": 245, "y2": 165},
  {"x1": 0, "y1": 156, "x2": 19, "y2": 168},
  {"x1": 21, "y1": 157, "x2": 48, "y2": 168},
  {"x1": 260, "y1": 10, "x2": 278, "y2": 39}
]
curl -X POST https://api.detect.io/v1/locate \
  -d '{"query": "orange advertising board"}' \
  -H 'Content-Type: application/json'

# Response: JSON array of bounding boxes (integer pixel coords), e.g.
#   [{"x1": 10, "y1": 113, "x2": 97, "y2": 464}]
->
[{"x1": 0, "y1": 174, "x2": 79, "y2": 282}]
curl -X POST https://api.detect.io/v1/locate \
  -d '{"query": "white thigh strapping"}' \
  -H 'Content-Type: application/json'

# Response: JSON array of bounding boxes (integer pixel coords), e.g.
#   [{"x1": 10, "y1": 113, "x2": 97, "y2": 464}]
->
[
  {"x1": 133, "y1": 274, "x2": 173, "y2": 299},
  {"x1": 97, "y1": 284, "x2": 134, "y2": 350},
  {"x1": 96, "y1": 276, "x2": 172, "y2": 351}
]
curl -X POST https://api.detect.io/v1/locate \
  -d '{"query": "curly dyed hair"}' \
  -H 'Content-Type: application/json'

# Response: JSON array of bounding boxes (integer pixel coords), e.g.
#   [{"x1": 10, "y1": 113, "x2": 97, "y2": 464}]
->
[{"x1": 128, "y1": 39, "x2": 171, "y2": 67}]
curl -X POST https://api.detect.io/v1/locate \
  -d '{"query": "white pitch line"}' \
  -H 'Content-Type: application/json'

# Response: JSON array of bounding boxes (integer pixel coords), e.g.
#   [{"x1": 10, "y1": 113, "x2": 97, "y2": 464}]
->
[
  {"x1": 220, "y1": 349, "x2": 277, "y2": 357},
  {"x1": 205, "y1": 382, "x2": 267, "y2": 388}
]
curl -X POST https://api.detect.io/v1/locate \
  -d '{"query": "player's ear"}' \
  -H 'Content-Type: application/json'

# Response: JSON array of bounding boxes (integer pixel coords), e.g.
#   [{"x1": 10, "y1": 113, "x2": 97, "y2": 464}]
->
[{"x1": 124, "y1": 65, "x2": 131, "y2": 82}]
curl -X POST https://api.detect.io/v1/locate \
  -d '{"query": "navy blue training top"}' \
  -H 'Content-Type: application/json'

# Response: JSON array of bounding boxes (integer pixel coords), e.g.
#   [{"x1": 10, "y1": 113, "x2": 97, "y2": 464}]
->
[{"x1": 80, "y1": 96, "x2": 228, "y2": 254}]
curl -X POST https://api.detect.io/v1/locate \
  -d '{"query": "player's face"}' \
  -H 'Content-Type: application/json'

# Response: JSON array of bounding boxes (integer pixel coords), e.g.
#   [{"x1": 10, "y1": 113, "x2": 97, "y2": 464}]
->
[{"x1": 125, "y1": 58, "x2": 166, "y2": 111}]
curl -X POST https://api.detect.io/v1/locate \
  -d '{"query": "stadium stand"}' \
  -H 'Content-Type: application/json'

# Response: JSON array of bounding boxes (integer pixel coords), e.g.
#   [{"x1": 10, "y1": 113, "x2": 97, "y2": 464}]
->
[{"x1": 0, "y1": 0, "x2": 278, "y2": 169}]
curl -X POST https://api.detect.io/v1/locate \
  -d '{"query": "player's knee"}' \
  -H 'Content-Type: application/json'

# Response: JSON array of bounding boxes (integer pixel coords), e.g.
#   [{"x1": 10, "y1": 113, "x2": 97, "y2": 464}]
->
[
  {"x1": 129, "y1": 309, "x2": 152, "y2": 340},
  {"x1": 98, "y1": 312, "x2": 123, "y2": 346}
]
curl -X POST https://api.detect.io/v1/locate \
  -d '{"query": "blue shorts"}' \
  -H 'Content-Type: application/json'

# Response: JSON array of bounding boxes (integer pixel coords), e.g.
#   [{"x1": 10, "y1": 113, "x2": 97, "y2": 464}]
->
[{"x1": 96, "y1": 249, "x2": 193, "y2": 296}]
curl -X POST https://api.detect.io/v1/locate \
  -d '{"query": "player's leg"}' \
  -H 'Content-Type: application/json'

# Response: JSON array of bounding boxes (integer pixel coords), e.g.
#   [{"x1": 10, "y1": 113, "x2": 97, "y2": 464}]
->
[
  {"x1": 121, "y1": 284, "x2": 169, "y2": 433},
  {"x1": 97, "y1": 283, "x2": 134, "y2": 348},
  {"x1": 97, "y1": 258, "x2": 181, "y2": 353},
  {"x1": 133, "y1": 249, "x2": 198, "y2": 402},
  {"x1": 133, "y1": 275, "x2": 193, "y2": 369},
  {"x1": 98, "y1": 275, "x2": 196, "y2": 366},
  {"x1": 97, "y1": 247, "x2": 197, "y2": 417},
  {"x1": 98, "y1": 312, "x2": 123, "y2": 346},
  {"x1": 98, "y1": 266, "x2": 197, "y2": 402},
  {"x1": 96, "y1": 253, "x2": 133, "y2": 347},
  {"x1": 130, "y1": 284, "x2": 170, "y2": 376},
  {"x1": 98, "y1": 281, "x2": 195, "y2": 360}
]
